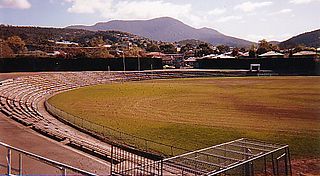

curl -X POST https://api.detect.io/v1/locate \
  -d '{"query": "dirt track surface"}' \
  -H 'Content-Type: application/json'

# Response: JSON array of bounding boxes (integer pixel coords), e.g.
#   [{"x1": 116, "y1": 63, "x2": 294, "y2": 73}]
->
[{"x1": 0, "y1": 112, "x2": 110, "y2": 175}]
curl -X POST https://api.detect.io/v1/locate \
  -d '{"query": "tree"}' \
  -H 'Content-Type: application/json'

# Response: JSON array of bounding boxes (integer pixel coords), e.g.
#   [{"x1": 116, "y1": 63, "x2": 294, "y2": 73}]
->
[
  {"x1": 160, "y1": 44, "x2": 176, "y2": 54},
  {"x1": 216, "y1": 45, "x2": 230, "y2": 54},
  {"x1": 146, "y1": 43, "x2": 160, "y2": 52},
  {"x1": 231, "y1": 48, "x2": 239, "y2": 57},
  {"x1": 180, "y1": 43, "x2": 194, "y2": 53},
  {"x1": 6, "y1": 36, "x2": 27, "y2": 54},
  {"x1": 128, "y1": 46, "x2": 144, "y2": 57},
  {"x1": 249, "y1": 44, "x2": 257, "y2": 58},
  {"x1": 195, "y1": 43, "x2": 214, "y2": 57},
  {"x1": 0, "y1": 39, "x2": 14, "y2": 58},
  {"x1": 256, "y1": 39, "x2": 279, "y2": 55},
  {"x1": 88, "y1": 36, "x2": 106, "y2": 47}
]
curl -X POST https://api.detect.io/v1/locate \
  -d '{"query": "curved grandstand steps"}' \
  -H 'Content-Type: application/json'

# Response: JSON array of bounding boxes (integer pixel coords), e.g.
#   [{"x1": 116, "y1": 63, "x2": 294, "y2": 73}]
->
[{"x1": 0, "y1": 72, "x2": 117, "y2": 160}]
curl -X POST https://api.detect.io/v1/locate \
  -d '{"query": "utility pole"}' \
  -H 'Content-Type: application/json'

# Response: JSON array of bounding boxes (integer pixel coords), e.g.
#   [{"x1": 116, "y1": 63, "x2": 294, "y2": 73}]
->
[
  {"x1": 138, "y1": 55, "x2": 141, "y2": 71},
  {"x1": 122, "y1": 52, "x2": 126, "y2": 72},
  {"x1": 0, "y1": 39, "x2": 3, "y2": 58}
]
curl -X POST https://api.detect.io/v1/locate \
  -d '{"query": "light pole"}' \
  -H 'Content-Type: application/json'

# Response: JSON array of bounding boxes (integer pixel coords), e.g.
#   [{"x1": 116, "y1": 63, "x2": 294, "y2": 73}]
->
[
  {"x1": 138, "y1": 55, "x2": 141, "y2": 71},
  {"x1": 118, "y1": 50, "x2": 125, "y2": 72},
  {"x1": 122, "y1": 52, "x2": 126, "y2": 72},
  {"x1": 0, "y1": 39, "x2": 3, "y2": 58}
]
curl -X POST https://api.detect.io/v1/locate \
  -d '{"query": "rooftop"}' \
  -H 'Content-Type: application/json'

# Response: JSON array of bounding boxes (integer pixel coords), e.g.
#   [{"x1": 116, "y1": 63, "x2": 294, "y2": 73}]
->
[
  {"x1": 293, "y1": 51, "x2": 317, "y2": 56},
  {"x1": 259, "y1": 51, "x2": 284, "y2": 57}
]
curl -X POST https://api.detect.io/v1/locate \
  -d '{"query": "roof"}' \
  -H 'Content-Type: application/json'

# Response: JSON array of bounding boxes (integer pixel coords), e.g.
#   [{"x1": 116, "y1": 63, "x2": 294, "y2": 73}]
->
[
  {"x1": 146, "y1": 52, "x2": 166, "y2": 56},
  {"x1": 259, "y1": 51, "x2": 284, "y2": 57},
  {"x1": 293, "y1": 51, "x2": 317, "y2": 56},
  {"x1": 239, "y1": 52, "x2": 249, "y2": 57},
  {"x1": 184, "y1": 57, "x2": 198, "y2": 62},
  {"x1": 203, "y1": 54, "x2": 236, "y2": 59},
  {"x1": 55, "y1": 41, "x2": 79, "y2": 46}
]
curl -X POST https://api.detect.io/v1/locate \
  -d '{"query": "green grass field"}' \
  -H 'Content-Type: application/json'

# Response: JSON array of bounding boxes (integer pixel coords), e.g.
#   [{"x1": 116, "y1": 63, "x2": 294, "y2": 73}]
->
[{"x1": 48, "y1": 76, "x2": 320, "y2": 157}]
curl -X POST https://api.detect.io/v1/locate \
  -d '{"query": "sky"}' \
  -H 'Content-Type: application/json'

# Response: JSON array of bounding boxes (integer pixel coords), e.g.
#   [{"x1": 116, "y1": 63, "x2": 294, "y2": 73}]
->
[{"x1": 0, "y1": 0, "x2": 319, "y2": 42}]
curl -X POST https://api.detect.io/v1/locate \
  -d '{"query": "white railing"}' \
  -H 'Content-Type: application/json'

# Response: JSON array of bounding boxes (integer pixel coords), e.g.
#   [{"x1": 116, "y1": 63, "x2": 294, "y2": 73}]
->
[{"x1": 0, "y1": 141, "x2": 97, "y2": 176}]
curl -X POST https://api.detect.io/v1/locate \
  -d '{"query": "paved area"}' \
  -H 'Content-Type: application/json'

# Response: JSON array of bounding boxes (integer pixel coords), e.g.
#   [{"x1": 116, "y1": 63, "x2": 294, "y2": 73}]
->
[{"x1": 0, "y1": 109, "x2": 110, "y2": 175}]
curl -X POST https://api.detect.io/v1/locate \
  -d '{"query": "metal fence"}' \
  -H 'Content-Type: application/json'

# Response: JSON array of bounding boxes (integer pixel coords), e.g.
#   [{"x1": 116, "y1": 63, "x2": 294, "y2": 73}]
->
[
  {"x1": 110, "y1": 145, "x2": 163, "y2": 176},
  {"x1": 112, "y1": 138, "x2": 292, "y2": 176},
  {"x1": 0, "y1": 141, "x2": 96, "y2": 175},
  {"x1": 45, "y1": 101, "x2": 188, "y2": 158}
]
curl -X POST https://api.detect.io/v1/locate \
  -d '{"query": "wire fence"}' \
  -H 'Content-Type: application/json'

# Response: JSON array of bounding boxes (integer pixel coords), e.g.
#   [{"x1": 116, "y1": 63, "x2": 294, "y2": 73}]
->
[{"x1": 45, "y1": 101, "x2": 188, "y2": 158}]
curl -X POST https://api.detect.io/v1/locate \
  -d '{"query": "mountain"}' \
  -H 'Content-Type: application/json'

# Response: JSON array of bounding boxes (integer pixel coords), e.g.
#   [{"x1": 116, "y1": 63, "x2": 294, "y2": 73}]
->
[
  {"x1": 67, "y1": 17, "x2": 253, "y2": 47},
  {"x1": 279, "y1": 29, "x2": 320, "y2": 48},
  {"x1": 269, "y1": 41, "x2": 280, "y2": 46}
]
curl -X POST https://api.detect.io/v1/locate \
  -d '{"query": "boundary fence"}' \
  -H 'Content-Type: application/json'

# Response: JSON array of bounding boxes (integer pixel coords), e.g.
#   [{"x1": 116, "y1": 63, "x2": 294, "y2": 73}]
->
[{"x1": 45, "y1": 101, "x2": 188, "y2": 158}]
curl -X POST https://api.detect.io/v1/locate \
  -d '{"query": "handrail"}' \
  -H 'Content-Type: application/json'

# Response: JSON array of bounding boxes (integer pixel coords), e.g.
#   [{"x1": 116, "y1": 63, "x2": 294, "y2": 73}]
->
[{"x1": 0, "y1": 141, "x2": 97, "y2": 176}]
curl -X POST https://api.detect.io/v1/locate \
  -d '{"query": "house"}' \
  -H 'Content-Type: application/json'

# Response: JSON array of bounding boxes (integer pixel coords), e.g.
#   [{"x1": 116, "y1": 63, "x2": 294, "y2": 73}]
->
[
  {"x1": 203, "y1": 54, "x2": 236, "y2": 59},
  {"x1": 55, "y1": 41, "x2": 79, "y2": 46},
  {"x1": 258, "y1": 51, "x2": 284, "y2": 59},
  {"x1": 183, "y1": 57, "x2": 198, "y2": 68},
  {"x1": 292, "y1": 51, "x2": 318, "y2": 58},
  {"x1": 146, "y1": 52, "x2": 166, "y2": 58},
  {"x1": 238, "y1": 52, "x2": 251, "y2": 59}
]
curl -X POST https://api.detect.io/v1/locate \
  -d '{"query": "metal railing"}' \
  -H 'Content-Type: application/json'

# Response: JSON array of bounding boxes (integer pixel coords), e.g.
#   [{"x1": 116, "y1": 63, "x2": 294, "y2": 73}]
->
[
  {"x1": 45, "y1": 101, "x2": 188, "y2": 158},
  {"x1": 112, "y1": 138, "x2": 292, "y2": 176},
  {"x1": 0, "y1": 141, "x2": 96, "y2": 175}
]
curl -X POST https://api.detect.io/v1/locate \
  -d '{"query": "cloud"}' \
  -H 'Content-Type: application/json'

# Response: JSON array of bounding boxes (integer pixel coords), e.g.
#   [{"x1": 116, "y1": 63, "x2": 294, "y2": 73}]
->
[
  {"x1": 65, "y1": 0, "x2": 112, "y2": 14},
  {"x1": 289, "y1": 0, "x2": 320, "y2": 4},
  {"x1": 216, "y1": 16, "x2": 242, "y2": 23},
  {"x1": 268, "y1": 8, "x2": 293, "y2": 16},
  {"x1": 64, "y1": 0, "x2": 208, "y2": 27},
  {"x1": 247, "y1": 33, "x2": 292, "y2": 42},
  {"x1": 0, "y1": 0, "x2": 31, "y2": 9},
  {"x1": 65, "y1": 0, "x2": 193, "y2": 19},
  {"x1": 208, "y1": 8, "x2": 226, "y2": 16},
  {"x1": 105, "y1": 1, "x2": 193, "y2": 20},
  {"x1": 234, "y1": 1, "x2": 273, "y2": 12}
]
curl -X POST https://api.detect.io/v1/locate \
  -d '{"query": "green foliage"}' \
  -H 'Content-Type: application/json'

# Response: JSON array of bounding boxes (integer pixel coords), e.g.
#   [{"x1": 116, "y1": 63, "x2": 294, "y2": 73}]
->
[
  {"x1": 0, "y1": 39, "x2": 14, "y2": 57},
  {"x1": 88, "y1": 36, "x2": 106, "y2": 47},
  {"x1": 146, "y1": 43, "x2": 160, "y2": 52},
  {"x1": 6, "y1": 36, "x2": 27, "y2": 53},
  {"x1": 195, "y1": 43, "x2": 214, "y2": 57},
  {"x1": 216, "y1": 45, "x2": 230, "y2": 54},
  {"x1": 256, "y1": 39, "x2": 279, "y2": 55},
  {"x1": 159, "y1": 43, "x2": 176, "y2": 54}
]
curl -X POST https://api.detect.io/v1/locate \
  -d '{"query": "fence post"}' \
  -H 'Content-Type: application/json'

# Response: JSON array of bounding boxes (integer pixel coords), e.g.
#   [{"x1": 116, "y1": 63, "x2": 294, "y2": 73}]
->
[
  {"x1": 110, "y1": 145, "x2": 114, "y2": 175},
  {"x1": 62, "y1": 168, "x2": 67, "y2": 176},
  {"x1": 7, "y1": 148, "x2": 11, "y2": 175},
  {"x1": 287, "y1": 147, "x2": 292, "y2": 176},
  {"x1": 160, "y1": 160, "x2": 163, "y2": 176},
  {"x1": 271, "y1": 154, "x2": 276, "y2": 175},
  {"x1": 171, "y1": 146, "x2": 173, "y2": 156}
]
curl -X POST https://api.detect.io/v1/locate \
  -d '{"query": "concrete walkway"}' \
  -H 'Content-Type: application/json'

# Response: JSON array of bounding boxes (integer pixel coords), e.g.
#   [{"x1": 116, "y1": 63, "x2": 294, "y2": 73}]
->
[{"x1": 0, "y1": 111, "x2": 110, "y2": 174}]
